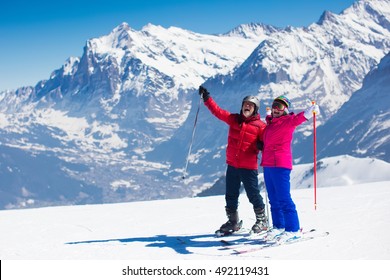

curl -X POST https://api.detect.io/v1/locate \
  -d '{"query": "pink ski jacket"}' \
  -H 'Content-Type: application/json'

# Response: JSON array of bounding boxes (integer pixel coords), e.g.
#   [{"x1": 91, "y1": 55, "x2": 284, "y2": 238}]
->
[
  {"x1": 261, "y1": 112, "x2": 307, "y2": 169},
  {"x1": 204, "y1": 97, "x2": 266, "y2": 170}
]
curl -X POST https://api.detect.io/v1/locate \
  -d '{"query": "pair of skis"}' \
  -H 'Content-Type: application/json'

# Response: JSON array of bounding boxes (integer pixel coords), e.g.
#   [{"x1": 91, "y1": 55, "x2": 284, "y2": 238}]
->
[
  {"x1": 219, "y1": 229, "x2": 329, "y2": 255},
  {"x1": 176, "y1": 229, "x2": 329, "y2": 256}
]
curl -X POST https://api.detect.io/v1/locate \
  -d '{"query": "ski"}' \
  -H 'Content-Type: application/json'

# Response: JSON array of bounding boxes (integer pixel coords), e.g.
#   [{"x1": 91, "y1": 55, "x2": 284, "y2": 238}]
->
[
  {"x1": 218, "y1": 231, "x2": 268, "y2": 250},
  {"x1": 232, "y1": 230, "x2": 329, "y2": 255},
  {"x1": 220, "y1": 228, "x2": 313, "y2": 248},
  {"x1": 219, "y1": 239, "x2": 266, "y2": 251}
]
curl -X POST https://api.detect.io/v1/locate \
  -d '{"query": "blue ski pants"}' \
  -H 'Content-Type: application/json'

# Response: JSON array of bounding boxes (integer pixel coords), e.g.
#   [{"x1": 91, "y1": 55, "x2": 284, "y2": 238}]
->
[
  {"x1": 225, "y1": 165, "x2": 265, "y2": 210},
  {"x1": 263, "y1": 167, "x2": 300, "y2": 232}
]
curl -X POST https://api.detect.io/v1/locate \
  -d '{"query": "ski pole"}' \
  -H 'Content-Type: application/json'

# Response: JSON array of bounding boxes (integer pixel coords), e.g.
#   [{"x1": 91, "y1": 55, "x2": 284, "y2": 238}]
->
[
  {"x1": 312, "y1": 100, "x2": 317, "y2": 210},
  {"x1": 264, "y1": 181, "x2": 270, "y2": 228},
  {"x1": 182, "y1": 95, "x2": 202, "y2": 179}
]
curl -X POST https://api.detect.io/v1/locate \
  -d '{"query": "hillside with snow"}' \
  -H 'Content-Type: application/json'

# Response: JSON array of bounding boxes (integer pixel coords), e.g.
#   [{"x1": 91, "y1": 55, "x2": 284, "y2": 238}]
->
[
  {"x1": 1, "y1": 155, "x2": 389, "y2": 261},
  {"x1": 0, "y1": 180, "x2": 389, "y2": 260}
]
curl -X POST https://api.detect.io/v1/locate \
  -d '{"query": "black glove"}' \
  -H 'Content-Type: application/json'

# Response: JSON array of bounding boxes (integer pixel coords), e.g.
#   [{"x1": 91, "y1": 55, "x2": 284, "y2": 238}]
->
[
  {"x1": 257, "y1": 141, "x2": 264, "y2": 151},
  {"x1": 198, "y1": 86, "x2": 210, "y2": 101}
]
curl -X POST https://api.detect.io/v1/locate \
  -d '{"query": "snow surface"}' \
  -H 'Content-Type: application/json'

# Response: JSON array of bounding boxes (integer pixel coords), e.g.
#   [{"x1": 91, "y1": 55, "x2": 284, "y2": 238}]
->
[
  {"x1": 1, "y1": 180, "x2": 389, "y2": 261},
  {"x1": 1, "y1": 157, "x2": 390, "y2": 279}
]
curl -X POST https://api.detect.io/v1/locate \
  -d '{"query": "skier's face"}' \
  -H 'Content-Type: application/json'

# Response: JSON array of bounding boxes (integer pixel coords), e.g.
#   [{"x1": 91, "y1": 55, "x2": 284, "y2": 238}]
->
[
  {"x1": 242, "y1": 101, "x2": 255, "y2": 117},
  {"x1": 272, "y1": 108, "x2": 284, "y2": 118},
  {"x1": 271, "y1": 101, "x2": 287, "y2": 118}
]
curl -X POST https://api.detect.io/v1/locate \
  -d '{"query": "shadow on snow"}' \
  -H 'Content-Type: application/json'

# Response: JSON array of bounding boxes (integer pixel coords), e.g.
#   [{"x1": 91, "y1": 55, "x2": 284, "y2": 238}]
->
[{"x1": 65, "y1": 233, "x2": 250, "y2": 255}]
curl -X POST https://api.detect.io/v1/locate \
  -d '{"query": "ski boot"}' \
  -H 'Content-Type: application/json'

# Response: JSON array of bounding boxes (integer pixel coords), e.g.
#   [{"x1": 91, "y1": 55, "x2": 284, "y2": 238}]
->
[
  {"x1": 215, "y1": 207, "x2": 243, "y2": 237},
  {"x1": 249, "y1": 207, "x2": 268, "y2": 236}
]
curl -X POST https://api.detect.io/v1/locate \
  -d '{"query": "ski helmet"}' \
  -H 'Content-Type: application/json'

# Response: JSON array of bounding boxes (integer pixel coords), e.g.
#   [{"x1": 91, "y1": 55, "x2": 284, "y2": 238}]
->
[
  {"x1": 242, "y1": 95, "x2": 260, "y2": 112},
  {"x1": 273, "y1": 95, "x2": 291, "y2": 108}
]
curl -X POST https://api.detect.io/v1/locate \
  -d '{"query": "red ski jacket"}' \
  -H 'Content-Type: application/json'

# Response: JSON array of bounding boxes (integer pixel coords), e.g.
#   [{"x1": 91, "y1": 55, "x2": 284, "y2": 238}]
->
[{"x1": 204, "y1": 97, "x2": 266, "y2": 170}]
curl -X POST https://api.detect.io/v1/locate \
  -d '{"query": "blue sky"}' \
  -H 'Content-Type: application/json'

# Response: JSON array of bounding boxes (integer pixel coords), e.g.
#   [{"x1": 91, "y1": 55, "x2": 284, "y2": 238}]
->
[{"x1": 0, "y1": 0, "x2": 356, "y2": 91}]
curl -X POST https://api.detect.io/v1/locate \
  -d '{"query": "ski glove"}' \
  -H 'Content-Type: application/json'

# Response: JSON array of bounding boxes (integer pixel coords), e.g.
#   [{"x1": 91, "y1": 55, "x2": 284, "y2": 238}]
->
[
  {"x1": 199, "y1": 86, "x2": 210, "y2": 101},
  {"x1": 266, "y1": 107, "x2": 272, "y2": 116},
  {"x1": 304, "y1": 104, "x2": 320, "y2": 120}
]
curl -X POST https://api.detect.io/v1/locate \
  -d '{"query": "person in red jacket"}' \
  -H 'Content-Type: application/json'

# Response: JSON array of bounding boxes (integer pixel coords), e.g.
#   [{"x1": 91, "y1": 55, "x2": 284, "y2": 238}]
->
[
  {"x1": 199, "y1": 86, "x2": 268, "y2": 236},
  {"x1": 261, "y1": 95, "x2": 320, "y2": 242}
]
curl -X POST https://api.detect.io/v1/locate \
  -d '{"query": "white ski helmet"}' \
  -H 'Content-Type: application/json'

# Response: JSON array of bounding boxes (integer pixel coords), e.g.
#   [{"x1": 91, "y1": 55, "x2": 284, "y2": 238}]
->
[{"x1": 242, "y1": 95, "x2": 260, "y2": 113}]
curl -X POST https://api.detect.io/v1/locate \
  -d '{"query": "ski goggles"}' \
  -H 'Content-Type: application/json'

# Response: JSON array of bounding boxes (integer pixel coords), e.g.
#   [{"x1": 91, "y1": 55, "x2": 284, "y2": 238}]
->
[{"x1": 272, "y1": 101, "x2": 287, "y2": 111}]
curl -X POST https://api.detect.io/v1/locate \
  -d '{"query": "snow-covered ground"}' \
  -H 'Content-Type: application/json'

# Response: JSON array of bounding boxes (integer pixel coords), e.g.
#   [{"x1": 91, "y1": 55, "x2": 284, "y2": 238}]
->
[
  {"x1": 1, "y1": 156, "x2": 390, "y2": 279},
  {"x1": 1, "y1": 180, "x2": 389, "y2": 260}
]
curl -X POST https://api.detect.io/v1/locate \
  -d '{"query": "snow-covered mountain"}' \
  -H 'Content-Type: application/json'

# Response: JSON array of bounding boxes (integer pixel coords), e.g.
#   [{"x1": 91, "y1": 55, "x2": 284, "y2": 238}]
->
[
  {"x1": 295, "y1": 51, "x2": 390, "y2": 162},
  {"x1": 0, "y1": 0, "x2": 389, "y2": 209},
  {"x1": 0, "y1": 21, "x2": 274, "y2": 209},
  {"x1": 157, "y1": 0, "x2": 390, "y2": 188}
]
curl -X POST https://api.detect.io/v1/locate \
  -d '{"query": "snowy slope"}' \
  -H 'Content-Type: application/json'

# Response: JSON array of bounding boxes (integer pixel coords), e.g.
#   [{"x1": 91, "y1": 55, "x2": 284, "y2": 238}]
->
[
  {"x1": 1, "y1": 155, "x2": 390, "y2": 260},
  {"x1": 0, "y1": 181, "x2": 389, "y2": 260}
]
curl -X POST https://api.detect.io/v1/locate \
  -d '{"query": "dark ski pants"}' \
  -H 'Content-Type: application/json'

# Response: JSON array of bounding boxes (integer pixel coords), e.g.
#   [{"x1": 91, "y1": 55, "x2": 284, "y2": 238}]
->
[
  {"x1": 263, "y1": 167, "x2": 300, "y2": 232},
  {"x1": 225, "y1": 165, "x2": 265, "y2": 211}
]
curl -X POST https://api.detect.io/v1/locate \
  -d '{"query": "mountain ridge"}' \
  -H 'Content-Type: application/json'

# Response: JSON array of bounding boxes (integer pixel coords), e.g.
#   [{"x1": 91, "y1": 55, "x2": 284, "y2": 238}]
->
[{"x1": 0, "y1": 0, "x2": 389, "y2": 209}]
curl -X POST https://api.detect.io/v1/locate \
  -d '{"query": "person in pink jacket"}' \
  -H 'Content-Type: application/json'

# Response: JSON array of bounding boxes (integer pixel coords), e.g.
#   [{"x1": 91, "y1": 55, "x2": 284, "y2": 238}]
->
[{"x1": 261, "y1": 95, "x2": 320, "y2": 242}]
